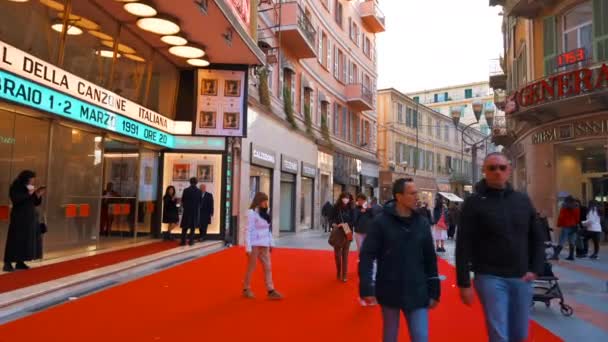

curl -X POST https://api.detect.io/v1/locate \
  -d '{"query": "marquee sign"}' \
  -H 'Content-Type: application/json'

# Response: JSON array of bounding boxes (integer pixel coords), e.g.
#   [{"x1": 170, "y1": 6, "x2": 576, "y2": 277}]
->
[
  {"x1": 0, "y1": 69, "x2": 174, "y2": 148},
  {"x1": 512, "y1": 64, "x2": 608, "y2": 111},
  {"x1": 0, "y1": 41, "x2": 175, "y2": 133},
  {"x1": 532, "y1": 118, "x2": 608, "y2": 144}
]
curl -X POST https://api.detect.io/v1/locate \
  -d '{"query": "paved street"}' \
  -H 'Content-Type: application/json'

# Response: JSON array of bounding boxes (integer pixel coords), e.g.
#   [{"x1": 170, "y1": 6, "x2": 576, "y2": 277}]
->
[{"x1": 276, "y1": 230, "x2": 608, "y2": 341}]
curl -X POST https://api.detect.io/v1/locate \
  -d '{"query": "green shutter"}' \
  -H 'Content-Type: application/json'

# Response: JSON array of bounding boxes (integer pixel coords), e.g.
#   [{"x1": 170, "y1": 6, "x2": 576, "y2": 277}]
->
[
  {"x1": 543, "y1": 16, "x2": 557, "y2": 76},
  {"x1": 593, "y1": 0, "x2": 608, "y2": 62}
]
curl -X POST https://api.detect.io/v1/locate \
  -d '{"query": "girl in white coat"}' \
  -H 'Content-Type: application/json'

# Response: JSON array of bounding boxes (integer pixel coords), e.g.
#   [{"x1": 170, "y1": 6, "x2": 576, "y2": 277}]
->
[
  {"x1": 582, "y1": 200, "x2": 602, "y2": 259},
  {"x1": 243, "y1": 192, "x2": 283, "y2": 299}
]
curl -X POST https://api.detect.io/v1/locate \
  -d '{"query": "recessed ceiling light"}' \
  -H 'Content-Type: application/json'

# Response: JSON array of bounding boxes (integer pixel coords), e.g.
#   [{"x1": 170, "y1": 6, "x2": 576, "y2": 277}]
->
[
  {"x1": 576, "y1": 147, "x2": 585, "y2": 151},
  {"x1": 96, "y1": 49, "x2": 121, "y2": 58},
  {"x1": 136, "y1": 16, "x2": 180, "y2": 35},
  {"x1": 8, "y1": 0, "x2": 29, "y2": 2},
  {"x1": 187, "y1": 58, "x2": 210, "y2": 67},
  {"x1": 51, "y1": 22, "x2": 83, "y2": 35},
  {"x1": 169, "y1": 45, "x2": 205, "y2": 58},
  {"x1": 100, "y1": 40, "x2": 136, "y2": 54},
  {"x1": 125, "y1": 54, "x2": 146, "y2": 62},
  {"x1": 124, "y1": 2, "x2": 158, "y2": 17},
  {"x1": 40, "y1": 0, "x2": 64, "y2": 10},
  {"x1": 88, "y1": 30, "x2": 114, "y2": 41},
  {"x1": 161, "y1": 35, "x2": 188, "y2": 46}
]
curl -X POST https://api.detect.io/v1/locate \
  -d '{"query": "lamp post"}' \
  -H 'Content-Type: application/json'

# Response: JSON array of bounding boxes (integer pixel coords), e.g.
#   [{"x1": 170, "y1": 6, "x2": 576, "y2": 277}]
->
[{"x1": 451, "y1": 102, "x2": 495, "y2": 187}]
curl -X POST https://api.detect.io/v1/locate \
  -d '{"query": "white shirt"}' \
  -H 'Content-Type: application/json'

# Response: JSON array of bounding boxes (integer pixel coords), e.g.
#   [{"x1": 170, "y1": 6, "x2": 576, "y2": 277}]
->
[
  {"x1": 245, "y1": 209, "x2": 274, "y2": 252},
  {"x1": 583, "y1": 209, "x2": 602, "y2": 232}
]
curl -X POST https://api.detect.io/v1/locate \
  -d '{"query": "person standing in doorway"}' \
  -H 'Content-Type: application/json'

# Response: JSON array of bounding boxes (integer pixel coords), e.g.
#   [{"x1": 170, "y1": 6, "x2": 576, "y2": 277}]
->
[
  {"x1": 180, "y1": 178, "x2": 201, "y2": 246},
  {"x1": 359, "y1": 178, "x2": 440, "y2": 342},
  {"x1": 162, "y1": 186, "x2": 179, "y2": 241},
  {"x1": 551, "y1": 196, "x2": 580, "y2": 261},
  {"x1": 329, "y1": 193, "x2": 355, "y2": 282},
  {"x1": 100, "y1": 182, "x2": 119, "y2": 236},
  {"x1": 243, "y1": 192, "x2": 283, "y2": 300},
  {"x1": 198, "y1": 184, "x2": 214, "y2": 242},
  {"x1": 456, "y1": 152, "x2": 545, "y2": 342},
  {"x1": 581, "y1": 200, "x2": 602, "y2": 259},
  {"x1": 4, "y1": 170, "x2": 45, "y2": 272},
  {"x1": 321, "y1": 200, "x2": 333, "y2": 232}
]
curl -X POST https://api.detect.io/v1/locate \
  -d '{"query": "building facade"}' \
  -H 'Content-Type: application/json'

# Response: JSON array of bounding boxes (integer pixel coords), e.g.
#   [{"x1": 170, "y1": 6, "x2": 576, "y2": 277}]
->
[
  {"x1": 0, "y1": 0, "x2": 264, "y2": 261},
  {"x1": 407, "y1": 81, "x2": 495, "y2": 135},
  {"x1": 239, "y1": 0, "x2": 384, "y2": 238},
  {"x1": 489, "y1": 0, "x2": 608, "y2": 225},
  {"x1": 377, "y1": 88, "x2": 487, "y2": 204}
]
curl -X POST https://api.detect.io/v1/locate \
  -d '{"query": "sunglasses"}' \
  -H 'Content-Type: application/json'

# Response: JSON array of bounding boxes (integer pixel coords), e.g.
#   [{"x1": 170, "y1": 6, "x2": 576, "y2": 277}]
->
[{"x1": 486, "y1": 164, "x2": 508, "y2": 172}]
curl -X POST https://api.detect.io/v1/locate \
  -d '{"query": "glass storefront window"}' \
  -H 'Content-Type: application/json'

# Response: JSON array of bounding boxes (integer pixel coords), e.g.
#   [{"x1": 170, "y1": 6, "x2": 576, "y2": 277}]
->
[
  {"x1": 250, "y1": 166, "x2": 272, "y2": 203},
  {"x1": 0, "y1": 0, "x2": 61, "y2": 64},
  {"x1": 137, "y1": 150, "x2": 159, "y2": 237},
  {"x1": 111, "y1": 28, "x2": 153, "y2": 103},
  {"x1": 147, "y1": 53, "x2": 178, "y2": 119},
  {"x1": 300, "y1": 177, "x2": 313, "y2": 229}
]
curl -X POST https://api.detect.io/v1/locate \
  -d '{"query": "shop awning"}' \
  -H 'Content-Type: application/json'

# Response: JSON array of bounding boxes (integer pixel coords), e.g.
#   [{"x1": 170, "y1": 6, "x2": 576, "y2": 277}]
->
[{"x1": 438, "y1": 192, "x2": 464, "y2": 202}]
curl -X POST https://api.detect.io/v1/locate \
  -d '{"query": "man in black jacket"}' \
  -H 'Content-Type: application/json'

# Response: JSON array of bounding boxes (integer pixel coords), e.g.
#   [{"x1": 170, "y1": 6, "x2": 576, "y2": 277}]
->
[
  {"x1": 198, "y1": 184, "x2": 214, "y2": 241},
  {"x1": 456, "y1": 152, "x2": 544, "y2": 342},
  {"x1": 360, "y1": 178, "x2": 440, "y2": 342},
  {"x1": 180, "y1": 178, "x2": 202, "y2": 246}
]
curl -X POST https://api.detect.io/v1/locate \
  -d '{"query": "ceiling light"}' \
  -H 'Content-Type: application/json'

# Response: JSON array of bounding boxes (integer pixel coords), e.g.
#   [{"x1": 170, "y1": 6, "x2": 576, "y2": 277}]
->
[
  {"x1": 125, "y1": 54, "x2": 146, "y2": 62},
  {"x1": 40, "y1": 0, "x2": 64, "y2": 10},
  {"x1": 136, "y1": 16, "x2": 180, "y2": 35},
  {"x1": 169, "y1": 45, "x2": 205, "y2": 58},
  {"x1": 88, "y1": 30, "x2": 114, "y2": 41},
  {"x1": 51, "y1": 21, "x2": 83, "y2": 35},
  {"x1": 124, "y1": 2, "x2": 158, "y2": 17},
  {"x1": 100, "y1": 40, "x2": 136, "y2": 54},
  {"x1": 57, "y1": 13, "x2": 100, "y2": 31},
  {"x1": 187, "y1": 58, "x2": 210, "y2": 67},
  {"x1": 96, "y1": 49, "x2": 121, "y2": 58},
  {"x1": 576, "y1": 147, "x2": 585, "y2": 151},
  {"x1": 9, "y1": 0, "x2": 30, "y2": 3},
  {"x1": 161, "y1": 35, "x2": 188, "y2": 46}
]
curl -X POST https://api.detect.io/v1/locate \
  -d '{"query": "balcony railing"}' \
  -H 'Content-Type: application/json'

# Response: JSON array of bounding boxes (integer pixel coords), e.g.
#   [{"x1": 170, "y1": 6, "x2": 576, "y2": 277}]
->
[
  {"x1": 360, "y1": 1, "x2": 386, "y2": 33},
  {"x1": 489, "y1": 58, "x2": 507, "y2": 91},
  {"x1": 504, "y1": 0, "x2": 549, "y2": 18},
  {"x1": 346, "y1": 83, "x2": 374, "y2": 111},
  {"x1": 276, "y1": 1, "x2": 317, "y2": 58}
]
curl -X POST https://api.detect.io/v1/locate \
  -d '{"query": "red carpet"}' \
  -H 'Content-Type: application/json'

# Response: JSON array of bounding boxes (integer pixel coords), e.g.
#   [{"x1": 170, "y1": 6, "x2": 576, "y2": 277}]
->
[
  {"x1": 0, "y1": 241, "x2": 178, "y2": 294},
  {"x1": 0, "y1": 248, "x2": 561, "y2": 341}
]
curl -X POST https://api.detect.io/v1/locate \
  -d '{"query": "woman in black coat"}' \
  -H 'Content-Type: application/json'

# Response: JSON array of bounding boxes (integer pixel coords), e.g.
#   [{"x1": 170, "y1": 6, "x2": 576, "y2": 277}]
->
[
  {"x1": 329, "y1": 192, "x2": 356, "y2": 282},
  {"x1": 162, "y1": 186, "x2": 179, "y2": 241},
  {"x1": 3, "y1": 170, "x2": 45, "y2": 272}
]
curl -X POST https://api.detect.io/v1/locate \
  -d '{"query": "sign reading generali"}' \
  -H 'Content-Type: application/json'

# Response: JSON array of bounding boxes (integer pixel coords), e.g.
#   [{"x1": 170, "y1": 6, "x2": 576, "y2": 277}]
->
[
  {"x1": 513, "y1": 64, "x2": 608, "y2": 111},
  {"x1": 251, "y1": 143, "x2": 276, "y2": 168},
  {"x1": 532, "y1": 118, "x2": 608, "y2": 144}
]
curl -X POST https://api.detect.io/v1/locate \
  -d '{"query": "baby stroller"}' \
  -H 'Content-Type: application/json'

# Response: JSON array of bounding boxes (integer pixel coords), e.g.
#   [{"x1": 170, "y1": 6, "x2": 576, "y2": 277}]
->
[{"x1": 532, "y1": 261, "x2": 574, "y2": 316}]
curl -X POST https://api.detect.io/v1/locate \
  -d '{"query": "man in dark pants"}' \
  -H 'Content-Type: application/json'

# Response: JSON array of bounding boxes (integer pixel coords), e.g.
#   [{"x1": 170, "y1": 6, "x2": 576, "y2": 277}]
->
[
  {"x1": 198, "y1": 184, "x2": 214, "y2": 242},
  {"x1": 456, "y1": 152, "x2": 545, "y2": 342},
  {"x1": 360, "y1": 178, "x2": 440, "y2": 342},
  {"x1": 180, "y1": 178, "x2": 202, "y2": 246}
]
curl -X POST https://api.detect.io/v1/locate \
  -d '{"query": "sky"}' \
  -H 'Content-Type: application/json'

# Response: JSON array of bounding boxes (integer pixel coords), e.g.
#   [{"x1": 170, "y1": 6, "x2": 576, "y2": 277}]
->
[{"x1": 376, "y1": 0, "x2": 504, "y2": 93}]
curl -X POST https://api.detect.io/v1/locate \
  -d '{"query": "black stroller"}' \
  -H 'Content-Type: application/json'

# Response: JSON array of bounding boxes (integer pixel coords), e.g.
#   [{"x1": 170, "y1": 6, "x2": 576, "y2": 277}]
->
[{"x1": 532, "y1": 214, "x2": 574, "y2": 316}]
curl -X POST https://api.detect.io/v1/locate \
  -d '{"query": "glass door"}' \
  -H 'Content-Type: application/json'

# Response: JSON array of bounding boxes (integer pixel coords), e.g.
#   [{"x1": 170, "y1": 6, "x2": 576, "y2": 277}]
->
[
  {"x1": 136, "y1": 149, "x2": 159, "y2": 237},
  {"x1": 100, "y1": 139, "x2": 139, "y2": 245}
]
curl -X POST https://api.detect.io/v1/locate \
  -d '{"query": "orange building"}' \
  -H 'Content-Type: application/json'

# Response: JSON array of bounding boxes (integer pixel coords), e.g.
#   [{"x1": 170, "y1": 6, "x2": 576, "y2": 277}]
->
[
  {"x1": 240, "y1": 0, "x2": 384, "y2": 235},
  {"x1": 490, "y1": 0, "x2": 608, "y2": 227}
]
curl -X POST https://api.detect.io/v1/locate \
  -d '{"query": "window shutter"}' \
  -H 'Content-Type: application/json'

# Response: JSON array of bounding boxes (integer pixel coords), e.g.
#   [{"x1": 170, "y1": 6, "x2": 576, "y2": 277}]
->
[
  {"x1": 543, "y1": 16, "x2": 557, "y2": 76},
  {"x1": 279, "y1": 67, "x2": 284, "y2": 99},
  {"x1": 327, "y1": 40, "x2": 332, "y2": 70},
  {"x1": 342, "y1": 107, "x2": 347, "y2": 139},
  {"x1": 593, "y1": 0, "x2": 608, "y2": 61},
  {"x1": 342, "y1": 55, "x2": 347, "y2": 82},
  {"x1": 333, "y1": 47, "x2": 339, "y2": 79}
]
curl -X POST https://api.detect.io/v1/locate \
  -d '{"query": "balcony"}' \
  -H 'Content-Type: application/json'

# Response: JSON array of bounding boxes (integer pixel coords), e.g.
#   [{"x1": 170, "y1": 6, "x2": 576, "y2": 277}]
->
[
  {"x1": 276, "y1": 1, "x2": 317, "y2": 59},
  {"x1": 489, "y1": 58, "x2": 507, "y2": 90},
  {"x1": 491, "y1": 116, "x2": 517, "y2": 147},
  {"x1": 346, "y1": 84, "x2": 374, "y2": 111},
  {"x1": 505, "y1": 0, "x2": 552, "y2": 19},
  {"x1": 360, "y1": 1, "x2": 386, "y2": 33}
]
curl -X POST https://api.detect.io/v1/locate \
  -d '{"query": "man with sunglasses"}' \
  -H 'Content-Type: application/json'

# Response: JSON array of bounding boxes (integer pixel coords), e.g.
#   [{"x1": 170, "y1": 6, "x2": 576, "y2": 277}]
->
[{"x1": 456, "y1": 152, "x2": 545, "y2": 342}]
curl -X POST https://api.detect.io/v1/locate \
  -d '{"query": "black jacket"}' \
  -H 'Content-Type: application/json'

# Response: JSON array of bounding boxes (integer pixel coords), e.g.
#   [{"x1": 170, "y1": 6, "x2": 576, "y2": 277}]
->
[
  {"x1": 4, "y1": 183, "x2": 42, "y2": 262},
  {"x1": 199, "y1": 192, "x2": 214, "y2": 225},
  {"x1": 329, "y1": 205, "x2": 356, "y2": 228},
  {"x1": 354, "y1": 206, "x2": 375, "y2": 234},
  {"x1": 359, "y1": 201, "x2": 440, "y2": 310},
  {"x1": 180, "y1": 185, "x2": 202, "y2": 229},
  {"x1": 455, "y1": 180, "x2": 545, "y2": 288}
]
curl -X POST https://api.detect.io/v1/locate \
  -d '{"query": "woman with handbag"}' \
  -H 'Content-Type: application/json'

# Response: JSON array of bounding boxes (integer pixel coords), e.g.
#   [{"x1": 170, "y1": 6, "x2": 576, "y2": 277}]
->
[
  {"x1": 432, "y1": 197, "x2": 448, "y2": 253},
  {"x1": 329, "y1": 192, "x2": 355, "y2": 282}
]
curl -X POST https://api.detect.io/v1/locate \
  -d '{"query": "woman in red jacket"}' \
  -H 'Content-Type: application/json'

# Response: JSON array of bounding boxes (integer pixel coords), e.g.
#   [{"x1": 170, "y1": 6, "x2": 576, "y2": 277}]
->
[{"x1": 551, "y1": 196, "x2": 580, "y2": 261}]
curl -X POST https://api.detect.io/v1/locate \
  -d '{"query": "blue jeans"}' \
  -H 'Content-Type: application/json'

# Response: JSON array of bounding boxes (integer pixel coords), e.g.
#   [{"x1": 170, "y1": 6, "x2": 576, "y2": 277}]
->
[
  {"x1": 475, "y1": 274, "x2": 533, "y2": 342},
  {"x1": 381, "y1": 306, "x2": 428, "y2": 342},
  {"x1": 558, "y1": 226, "x2": 577, "y2": 247}
]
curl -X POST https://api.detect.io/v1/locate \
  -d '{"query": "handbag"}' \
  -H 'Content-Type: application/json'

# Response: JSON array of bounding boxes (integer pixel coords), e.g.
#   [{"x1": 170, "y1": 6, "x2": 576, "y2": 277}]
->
[
  {"x1": 328, "y1": 211, "x2": 352, "y2": 246},
  {"x1": 436, "y1": 212, "x2": 448, "y2": 230}
]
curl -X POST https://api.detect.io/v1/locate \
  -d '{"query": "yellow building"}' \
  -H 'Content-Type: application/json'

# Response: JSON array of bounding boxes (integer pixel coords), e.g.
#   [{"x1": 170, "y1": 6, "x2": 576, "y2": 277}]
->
[
  {"x1": 377, "y1": 89, "x2": 487, "y2": 203},
  {"x1": 489, "y1": 0, "x2": 608, "y2": 224}
]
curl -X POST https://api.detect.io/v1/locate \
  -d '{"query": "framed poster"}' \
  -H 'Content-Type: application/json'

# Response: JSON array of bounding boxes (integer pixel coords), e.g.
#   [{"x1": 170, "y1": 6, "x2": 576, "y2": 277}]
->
[
  {"x1": 195, "y1": 68, "x2": 246, "y2": 137},
  {"x1": 197, "y1": 165, "x2": 214, "y2": 183},
  {"x1": 172, "y1": 164, "x2": 190, "y2": 181}
]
